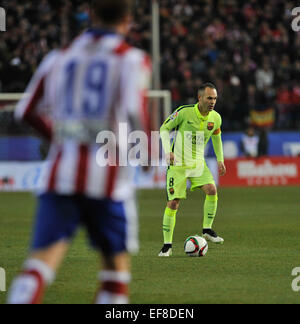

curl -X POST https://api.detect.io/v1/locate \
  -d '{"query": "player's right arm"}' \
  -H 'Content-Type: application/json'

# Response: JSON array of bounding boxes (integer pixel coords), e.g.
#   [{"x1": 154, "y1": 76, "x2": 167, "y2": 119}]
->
[
  {"x1": 14, "y1": 50, "x2": 60, "y2": 141},
  {"x1": 160, "y1": 108, "x2": 183, "y2": 165}
]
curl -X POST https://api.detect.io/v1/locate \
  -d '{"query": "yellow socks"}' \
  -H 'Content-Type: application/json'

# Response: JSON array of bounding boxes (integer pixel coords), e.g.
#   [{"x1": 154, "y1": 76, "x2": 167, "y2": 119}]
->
[
  {"x1": 163, "y1": 207, "x2": 177, "y2": 244},
  {"x1": 203, "y1": 195, "x2": 218, "y2": 229}
]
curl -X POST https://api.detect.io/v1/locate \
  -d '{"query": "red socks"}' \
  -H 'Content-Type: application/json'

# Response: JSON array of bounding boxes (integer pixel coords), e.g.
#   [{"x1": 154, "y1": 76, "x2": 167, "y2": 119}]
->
[
  {"x1": 7, "y1": 259, "x2": 55, "y2": 304},
  {"x1": 8, "y1": 260, "x2": 130, "y2": 304},
  {"x1": 95, "y1": 271, "x2": 131, "y2": 304}
]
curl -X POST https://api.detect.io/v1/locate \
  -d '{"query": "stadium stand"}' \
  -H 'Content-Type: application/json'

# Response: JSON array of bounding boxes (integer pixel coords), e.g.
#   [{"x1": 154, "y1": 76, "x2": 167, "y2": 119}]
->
[{"x1": 0, "y1": 0, "x2": 299, "y2": 131}]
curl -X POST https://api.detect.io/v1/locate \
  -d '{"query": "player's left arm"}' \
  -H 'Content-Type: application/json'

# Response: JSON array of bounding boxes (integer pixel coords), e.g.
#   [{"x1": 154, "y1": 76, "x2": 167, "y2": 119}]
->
[
  {"x1": 121, "y1": 50, "x2": 152, "y2": 167},
  {"x1": 121, "y1": 50, "x2": 152, "y2": 133},
  {"x1": 14, "y1": 50, "x2": 60, "y2": 141},
  {"x1": 211, "y1": 117, "x2": 226, "y2": 176}
]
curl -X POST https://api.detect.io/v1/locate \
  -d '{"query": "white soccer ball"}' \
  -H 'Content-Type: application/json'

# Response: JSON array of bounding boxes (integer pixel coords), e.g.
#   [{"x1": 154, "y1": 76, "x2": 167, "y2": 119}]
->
[{"x1": 184, "y1": 235, "x2": 208, "y2": 257}]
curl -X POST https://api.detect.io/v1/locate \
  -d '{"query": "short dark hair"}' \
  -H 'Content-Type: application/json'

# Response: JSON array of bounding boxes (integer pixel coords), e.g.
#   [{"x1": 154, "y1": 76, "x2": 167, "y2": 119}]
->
[
  {"x1": 198, "y1": 82, "x2": 217, "y2": 95},
  {"x1": 91, "y1": 0, "x2": 133, "y2": 25}
]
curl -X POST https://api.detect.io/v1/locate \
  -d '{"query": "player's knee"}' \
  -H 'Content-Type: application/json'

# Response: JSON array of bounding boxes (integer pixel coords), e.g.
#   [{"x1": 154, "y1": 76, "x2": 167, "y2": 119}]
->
[
  {"x1": 204, "y1": 184, "x2": 217, "y2": 196},
  {"x1": 167, "y1": 199, "x2": 180, "y2": 210}
]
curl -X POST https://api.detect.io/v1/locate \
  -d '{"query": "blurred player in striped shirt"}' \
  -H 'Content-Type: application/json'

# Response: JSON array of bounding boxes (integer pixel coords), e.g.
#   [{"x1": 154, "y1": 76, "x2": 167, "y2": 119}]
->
[{"x1": 7, "y1": 0, "x2": 151, "y2": 304}]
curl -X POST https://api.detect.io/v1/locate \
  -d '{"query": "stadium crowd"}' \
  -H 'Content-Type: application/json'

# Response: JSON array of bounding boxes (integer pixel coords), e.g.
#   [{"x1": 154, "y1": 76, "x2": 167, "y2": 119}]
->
[{"x1": 0, "y1": 0, "x2": 299, "y2": 130}]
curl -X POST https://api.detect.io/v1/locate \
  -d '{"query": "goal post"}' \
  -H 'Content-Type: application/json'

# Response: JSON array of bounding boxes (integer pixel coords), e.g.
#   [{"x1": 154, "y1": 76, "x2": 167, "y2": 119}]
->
[
  {"x1": 0, "y1": 93, "x2": 24, "y2": 112},
  {"x1": 0, "y1": 91, "x2": 172, "y2": 119},
  {"x1": 146, "y1": 90, "x2": 172, "y2": 122},
  {"x1": 0, "y1": 93, "x2": 25, "y2": 101},
  {"x1": 144, "y1": 90, "x2": 172, "y2": 187}
]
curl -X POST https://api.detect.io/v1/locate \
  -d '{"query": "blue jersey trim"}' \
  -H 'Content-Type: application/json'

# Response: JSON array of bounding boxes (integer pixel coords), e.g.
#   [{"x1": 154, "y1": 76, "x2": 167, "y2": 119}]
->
[{"x1": 85, "y1": 28, "x2": 119, "y2": 37}]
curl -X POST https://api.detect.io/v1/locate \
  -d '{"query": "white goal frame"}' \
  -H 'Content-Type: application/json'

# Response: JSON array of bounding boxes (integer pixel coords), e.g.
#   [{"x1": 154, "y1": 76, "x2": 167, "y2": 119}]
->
[
  {"x1": 146, "y1": 90, "x2": 172, "y2": 121},
  {"x1": 0, "y1": 91, "x2": 172, "y2": 118}
]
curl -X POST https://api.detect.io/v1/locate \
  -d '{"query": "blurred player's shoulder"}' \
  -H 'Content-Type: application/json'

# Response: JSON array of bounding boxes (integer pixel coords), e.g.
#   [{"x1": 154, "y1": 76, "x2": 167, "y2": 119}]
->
[
  {"x1": 65, "y1": 28, "x2": 150, "y2": 64},
  {"x1": 109, "y1": 36, "x2": 151, "y2": 75},
  {"x1": 121, "y1": 45, "x2": 151, "y2": 68},
  {"x1": 36, "y1": 49, "x2": 62, "y2": 74}
]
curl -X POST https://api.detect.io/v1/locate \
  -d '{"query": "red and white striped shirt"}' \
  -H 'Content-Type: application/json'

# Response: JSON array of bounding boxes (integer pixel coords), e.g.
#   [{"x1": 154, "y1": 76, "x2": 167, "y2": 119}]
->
[{"x1": 15, "y1": 29, "x2": 151, "y2": 201}]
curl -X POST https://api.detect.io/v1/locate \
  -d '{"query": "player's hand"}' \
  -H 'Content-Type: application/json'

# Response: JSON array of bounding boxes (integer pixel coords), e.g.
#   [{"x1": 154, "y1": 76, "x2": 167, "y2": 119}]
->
[
  {"x1": 218, "y1": 161, "x2": 226, "y2": 176},
  {"x1": 166, "y1": 153, "x2": 176, "y2": 166}
]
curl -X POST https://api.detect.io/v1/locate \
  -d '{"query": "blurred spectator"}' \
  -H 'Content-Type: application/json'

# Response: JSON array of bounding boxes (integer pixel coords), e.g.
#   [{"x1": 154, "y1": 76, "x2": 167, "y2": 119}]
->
[
  {"x1": 0, "y1": 0, "x2": 299, "y2": 131},
  {"x1": 255, "y1": 62, "x2": 274, "y2": 91},
  {"x1": 241, "y1": 127, "x2": 259, "y2": 158}
]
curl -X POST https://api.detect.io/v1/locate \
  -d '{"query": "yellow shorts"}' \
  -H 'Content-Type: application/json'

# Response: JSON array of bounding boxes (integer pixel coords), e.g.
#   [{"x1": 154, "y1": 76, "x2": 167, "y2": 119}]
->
[{"x1": 166, "y1": 162, "x2": 215, "y2": 201}]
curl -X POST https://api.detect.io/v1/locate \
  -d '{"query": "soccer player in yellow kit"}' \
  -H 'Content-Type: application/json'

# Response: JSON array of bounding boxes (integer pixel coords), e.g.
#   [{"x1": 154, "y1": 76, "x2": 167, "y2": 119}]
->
[{"x1": 159, "y1": 83, "x2": 226, "y2": 256}]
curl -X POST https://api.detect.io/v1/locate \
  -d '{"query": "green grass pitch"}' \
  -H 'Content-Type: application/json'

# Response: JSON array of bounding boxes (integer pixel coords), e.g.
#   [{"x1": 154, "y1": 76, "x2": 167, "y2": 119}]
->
[{"x1": 0, "y1": 187, "x2": 300, "y2": 304}]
